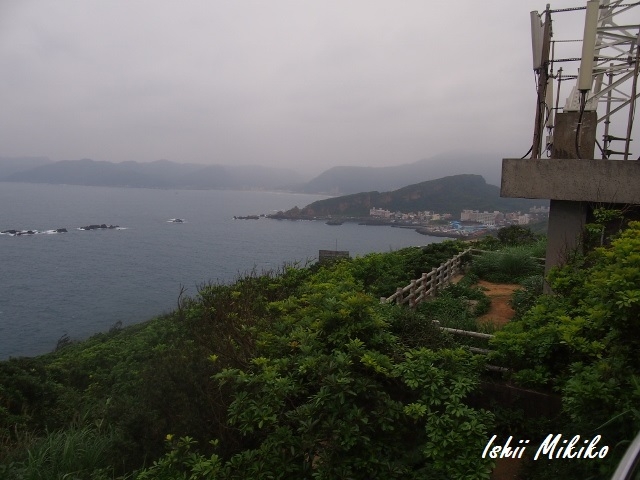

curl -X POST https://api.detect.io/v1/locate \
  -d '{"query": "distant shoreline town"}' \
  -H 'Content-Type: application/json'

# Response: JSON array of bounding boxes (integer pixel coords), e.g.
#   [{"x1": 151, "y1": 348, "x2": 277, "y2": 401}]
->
[{"x1": 262, "y1": 205, "x2": 550, "y2": 239}]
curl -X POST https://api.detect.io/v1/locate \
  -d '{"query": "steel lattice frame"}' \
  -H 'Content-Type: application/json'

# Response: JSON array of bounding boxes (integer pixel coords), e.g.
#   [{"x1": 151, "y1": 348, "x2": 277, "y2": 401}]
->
[{"x1": 537, "y1": 1, "x2": 639, "y2": 158}]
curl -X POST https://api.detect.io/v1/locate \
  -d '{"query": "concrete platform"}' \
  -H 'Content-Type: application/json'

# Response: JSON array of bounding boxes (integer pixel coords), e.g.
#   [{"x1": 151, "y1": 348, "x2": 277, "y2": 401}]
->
[{"x1": 501, "y1": 158, "x2": 640, "y2": 203}]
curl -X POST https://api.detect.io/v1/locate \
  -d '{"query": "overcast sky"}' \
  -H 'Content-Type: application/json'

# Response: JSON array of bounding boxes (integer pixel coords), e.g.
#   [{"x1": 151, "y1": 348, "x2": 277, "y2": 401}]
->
[{"x1": 1, "y1": 1, "x2": 636, "y2": 174}]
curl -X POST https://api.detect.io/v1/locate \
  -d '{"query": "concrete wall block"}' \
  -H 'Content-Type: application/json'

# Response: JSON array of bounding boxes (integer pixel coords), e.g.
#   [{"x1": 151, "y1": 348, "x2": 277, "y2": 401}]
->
[{"x1": 501, "y1": 158, "x2": 640, "y2": 204}]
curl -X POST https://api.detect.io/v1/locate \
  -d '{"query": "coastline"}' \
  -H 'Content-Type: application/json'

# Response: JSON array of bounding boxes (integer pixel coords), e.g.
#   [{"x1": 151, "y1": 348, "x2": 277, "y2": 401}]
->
[{"x1": 264, "y1": 212, "x2": 485, "y2": 240}]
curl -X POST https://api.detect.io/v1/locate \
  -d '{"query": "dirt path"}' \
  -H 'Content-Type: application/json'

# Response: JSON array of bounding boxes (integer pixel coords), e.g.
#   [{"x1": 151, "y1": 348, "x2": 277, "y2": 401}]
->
[
  {"x1": 448, "y1": 276, "x2": 526, "y2": 478},
  {"x1": 476, "y1": 280, "x2": 521, "y2": 328},
  {"x1": 473, "y1": 280, "x2": 524, "y2": 479}
]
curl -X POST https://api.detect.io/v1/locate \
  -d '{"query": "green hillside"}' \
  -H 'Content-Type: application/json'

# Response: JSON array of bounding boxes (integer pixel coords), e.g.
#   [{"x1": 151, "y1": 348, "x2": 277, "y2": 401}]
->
[{"x1": 289, "y1": 174, "x2": 542, "y2": 218}]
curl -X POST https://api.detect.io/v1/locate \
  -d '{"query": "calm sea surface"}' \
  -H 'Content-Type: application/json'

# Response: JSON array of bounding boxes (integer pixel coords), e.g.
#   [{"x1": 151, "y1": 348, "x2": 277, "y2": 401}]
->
[{"x1": 0, "y1": 183, "x2": 445, "y2": 359}]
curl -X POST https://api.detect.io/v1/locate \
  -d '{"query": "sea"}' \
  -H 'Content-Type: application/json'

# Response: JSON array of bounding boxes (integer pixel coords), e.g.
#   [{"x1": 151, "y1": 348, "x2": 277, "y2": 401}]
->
[{"x1": 0, "y1": 182, "x2": 446, "y2": 360}]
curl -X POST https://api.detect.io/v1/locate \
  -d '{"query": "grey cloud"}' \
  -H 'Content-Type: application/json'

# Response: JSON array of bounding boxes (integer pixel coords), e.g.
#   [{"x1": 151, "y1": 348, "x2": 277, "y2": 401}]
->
[{"x1": 2, "y1": 0, "x2": 632, "y2": 175}]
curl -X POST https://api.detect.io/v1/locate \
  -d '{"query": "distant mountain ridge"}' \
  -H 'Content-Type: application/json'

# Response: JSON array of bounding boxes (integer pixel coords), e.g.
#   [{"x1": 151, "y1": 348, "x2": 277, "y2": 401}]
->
[
  {"x1": 296, "y1": 152, "x2": 504, "y2": 194},
  {"x1": 1, "y1": 158, "x2": 304, "y2": 190},
  {"x1": 285, "y1": 174, "x2": 542, "y2": 218},
  {"x1": 0, "y1": 151, "x2": 508, "y2": 193},
  {"x1": 0, "y1": 156, "x2": 53, "y2": 178}
]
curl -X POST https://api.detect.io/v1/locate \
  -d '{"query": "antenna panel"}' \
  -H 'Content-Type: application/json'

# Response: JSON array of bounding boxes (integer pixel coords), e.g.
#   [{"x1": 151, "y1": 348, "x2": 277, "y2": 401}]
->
[
  {"x1": 530, "y1": 11, "x2": 544, "y2": 70},
  {"x1": 577, "y1": 0, "x2": 600, "y2": 91}
]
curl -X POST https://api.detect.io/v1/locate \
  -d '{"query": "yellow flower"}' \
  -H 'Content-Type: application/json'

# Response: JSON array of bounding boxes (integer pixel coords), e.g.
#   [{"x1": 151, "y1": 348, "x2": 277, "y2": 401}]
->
[{"x1": 166, "y1": 434, "x2": 173, "y2": 441}]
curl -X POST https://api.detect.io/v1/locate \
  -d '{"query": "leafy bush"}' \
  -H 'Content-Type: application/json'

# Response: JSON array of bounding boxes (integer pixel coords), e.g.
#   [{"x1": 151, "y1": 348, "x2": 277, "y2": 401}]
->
[
  {"x1": 416, "y1": 283, "x2": 490, "y2": 331},
  {"x1": 348, "y1": 241, "x2": 467, "y2": 299},
  {"x1": 496, "y1": 225, "x2": 538, "y2": 246},
  {"x1": 386, "y1": 305, "x2": 456, "y2": 351},
  {"x1": 472, "y1": 235, "x2": 502, "y2": 251},
  {"x1": 470, "y1": 246, "x2": 543, "y2": 284},
  {"x1": 509, "y1": 274, "x2": 544, "y2": 320},
  {"x1": 489, "y1": 221, "x2": 640, "y2": 477},
  {"x1": 139, "y1": 264, "x2": 495, "y2": 479},
  {"x1": 583, "y1": 206, "x2": 625, "y2": 249},
  {"x1": 474, "y1": 227, "x2": 545, "y2": 254},
  {"x1": 444, "y1": 282, "x2": 492, "y2": 316},
  {"x1": 528, "y1": 237, "x2": 547, "y2": 258},
  {"x1": 0, "y1": 357, "x2": 64, "y2": 440}
]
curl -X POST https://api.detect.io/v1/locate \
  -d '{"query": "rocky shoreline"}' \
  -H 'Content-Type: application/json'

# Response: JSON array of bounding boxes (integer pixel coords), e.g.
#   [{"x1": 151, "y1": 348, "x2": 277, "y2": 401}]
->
[
  {"x1": 2, "y1": 224, "x2": 122, "y2": 236},
  {"x1": 1, "y1": 228, "x2": 68, "y2": 236},
  {"x1": 265, "y1": 212, "x2": 485, "y2": 239}
]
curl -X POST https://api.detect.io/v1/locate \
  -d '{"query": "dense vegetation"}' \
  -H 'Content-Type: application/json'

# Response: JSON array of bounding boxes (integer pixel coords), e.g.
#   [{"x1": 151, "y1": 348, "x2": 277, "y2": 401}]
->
[
  {"x1": 1, "y1": 241, "x2": 498, "y2": 479},
  {"x1": 488, "y1": 221, "x2": 640, "y2": 478},
  {"x1": 283, "y1": 175, "x2": 540, "y2": 218},
  {"x1": 1, "y1": 220, "x2": 638, "y2": 479}
]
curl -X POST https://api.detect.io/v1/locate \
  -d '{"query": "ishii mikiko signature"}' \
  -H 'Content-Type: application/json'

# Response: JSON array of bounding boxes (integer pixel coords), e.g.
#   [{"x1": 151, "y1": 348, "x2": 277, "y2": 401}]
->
[{"x1": 482, "y1": 434, "x2": 609, "y2": 460}]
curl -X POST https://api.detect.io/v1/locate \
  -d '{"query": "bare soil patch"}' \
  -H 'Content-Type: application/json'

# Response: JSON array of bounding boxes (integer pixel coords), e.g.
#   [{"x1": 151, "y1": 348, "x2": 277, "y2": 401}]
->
[
  {"x1": 476, "y1": 280, "x2": 521, "y2": 328},
  {"x1": 474, "y1": 280, "x2": 525, "y2": 479},
  {"x1": 491, "y1": 457, "x2": 524, "y2": 480},
  {"x1": 451, "y1": 276, "x2": 525, "y2": 478}
]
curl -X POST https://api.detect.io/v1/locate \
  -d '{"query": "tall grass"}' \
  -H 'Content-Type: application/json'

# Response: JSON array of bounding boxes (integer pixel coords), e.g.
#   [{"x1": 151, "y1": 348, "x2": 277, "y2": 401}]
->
[
  {"x1": 527, "y1": 237, "x2": 547, "y2": 258},
  {"x1": 417, "y1": 295, "x2": 478, "y2": 331},
  {"x1": 414, "y1": 284, "x2": 495, "y2": 351},
  {"x1": 416, "y1": 282, "x2": 490, "y2": 332},
  {"x1": 470, "y1": 245, "x2": 544, "y2": 284},
  {"x1": 8, "y1": 424, "x2": 118, "y2": 480}
]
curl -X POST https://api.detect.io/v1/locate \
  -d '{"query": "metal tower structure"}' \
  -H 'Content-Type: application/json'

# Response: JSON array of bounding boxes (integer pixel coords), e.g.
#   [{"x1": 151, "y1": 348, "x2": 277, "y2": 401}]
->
[
  {"x1": 501, "y1": 0, "x2": 640, "y2": 281},
  {"x1": 530, "y1": 0, "x2": 640, "y2": 160}
]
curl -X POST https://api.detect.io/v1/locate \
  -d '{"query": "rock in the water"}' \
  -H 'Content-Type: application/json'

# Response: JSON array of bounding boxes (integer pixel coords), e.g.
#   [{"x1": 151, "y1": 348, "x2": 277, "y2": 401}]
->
[{"x1": 79, "y1": 224, "x2": 119, "y2": 230}]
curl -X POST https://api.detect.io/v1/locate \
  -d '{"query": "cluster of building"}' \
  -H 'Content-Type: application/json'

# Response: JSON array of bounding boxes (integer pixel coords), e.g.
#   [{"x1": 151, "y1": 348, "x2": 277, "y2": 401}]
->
[
  {"x1": 368, "y1": 208, "x2": 454, "y2": 222},
  {"x1": 369, "y1": 205, "x2": 549, "y2": 236},
  {"x1": 460, "y1": 207, "x2": 549, "y2": 226}
]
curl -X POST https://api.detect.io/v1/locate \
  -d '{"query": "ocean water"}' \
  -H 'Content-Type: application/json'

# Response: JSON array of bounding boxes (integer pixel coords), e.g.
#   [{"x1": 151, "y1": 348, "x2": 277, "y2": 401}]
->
[{"x1": 0, "y1": 183, "x2": 445, "y2": 359}]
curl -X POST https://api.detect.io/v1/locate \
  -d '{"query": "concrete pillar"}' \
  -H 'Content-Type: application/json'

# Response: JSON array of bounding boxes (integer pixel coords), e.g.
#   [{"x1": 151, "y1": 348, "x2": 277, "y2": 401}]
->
[
  {"x1": 545, "y1": 199, "x2": 588, "y2": 276},
  {"x1": 543, "y1": 111, "x2": 597, "y2": 281}
]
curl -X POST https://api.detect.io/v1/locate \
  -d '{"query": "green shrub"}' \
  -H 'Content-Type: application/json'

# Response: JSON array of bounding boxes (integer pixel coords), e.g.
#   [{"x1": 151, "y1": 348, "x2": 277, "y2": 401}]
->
[
  {"x1": 348, "y1": 241, "x2": 467, "y2": 299},
  {"x1": 139, "y1": 264, "x2": 495, "y2": 479},
  {"x1": 496, "y1": 225, "x2": 538, "y2": 246},
  {"x1": 527, "y1": 237, "x2": 547, "y2": 258},
  {"x1": 386, "y1": 305, "x2": 457, "y2": 351},
  {"x1": 470, "y1": 247, "x2": 542, "y2": 284},
  {"x1": 414, "y1": 284, "x2": 493, "y2": 353},
  {"x1": 472, "y1": 235, "x2": 502, "y2": 251},
  {"x1": 457, "y1": 272, "x2": 479, "y2": 287},
  {"x1": 490, "y1": 222, "x2": 640, "y2": 477},
  {"x1": 417, "y1": 295, "x2": 477, "y2": 332},
  {"x1": 510, "y1": 274, "x2": 544, "y2": 320}
]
